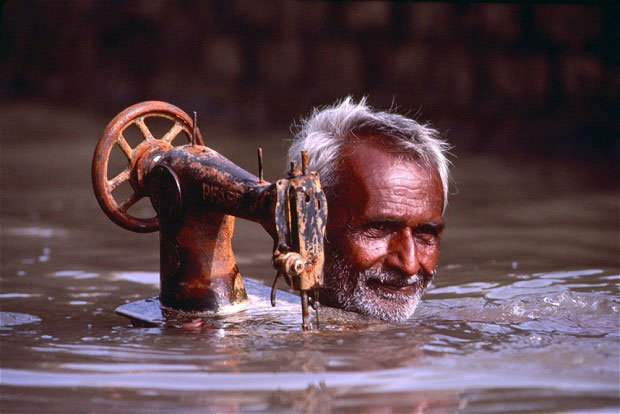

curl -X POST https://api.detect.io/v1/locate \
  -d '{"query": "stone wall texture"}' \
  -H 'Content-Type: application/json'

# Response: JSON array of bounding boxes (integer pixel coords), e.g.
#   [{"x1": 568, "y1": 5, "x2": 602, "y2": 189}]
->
[{"x1": 2, "y1": 1, "x2": 618, "y2": 157}]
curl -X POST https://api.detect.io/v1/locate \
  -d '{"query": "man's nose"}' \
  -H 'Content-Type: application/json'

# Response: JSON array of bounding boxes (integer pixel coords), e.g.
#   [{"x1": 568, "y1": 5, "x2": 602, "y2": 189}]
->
[{"x1": 385, "y1": 229, "x2": 420, "y2": 276}]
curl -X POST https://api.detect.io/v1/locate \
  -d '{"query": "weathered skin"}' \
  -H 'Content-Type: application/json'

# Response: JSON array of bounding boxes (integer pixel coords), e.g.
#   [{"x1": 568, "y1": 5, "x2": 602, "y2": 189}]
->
[{"x1": 319, "y1": 139, "x2": 444, "y2": 321}]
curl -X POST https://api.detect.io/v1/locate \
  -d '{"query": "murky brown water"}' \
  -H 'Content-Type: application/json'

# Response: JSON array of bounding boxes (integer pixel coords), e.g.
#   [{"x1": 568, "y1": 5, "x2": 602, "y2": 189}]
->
[{"x1": 1, "y1": 103, "x2": 619, "y2": 413}]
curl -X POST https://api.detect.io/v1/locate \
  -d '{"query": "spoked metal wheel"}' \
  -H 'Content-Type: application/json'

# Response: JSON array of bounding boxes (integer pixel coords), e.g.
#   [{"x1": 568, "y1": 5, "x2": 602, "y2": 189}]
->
[{"x1": 91, "y1": 101, "x2": 203, "y2": 232}]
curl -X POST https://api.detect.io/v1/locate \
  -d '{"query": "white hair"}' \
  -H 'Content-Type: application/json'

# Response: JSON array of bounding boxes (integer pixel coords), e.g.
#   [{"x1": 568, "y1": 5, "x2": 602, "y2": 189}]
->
[{"x1": 288, "y1": 97, "x2": 451, "y2": 213}]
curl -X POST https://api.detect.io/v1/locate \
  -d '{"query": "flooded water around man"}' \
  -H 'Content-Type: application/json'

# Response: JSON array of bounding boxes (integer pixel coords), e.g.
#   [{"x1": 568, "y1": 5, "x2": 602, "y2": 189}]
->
[{"x1": 1, "y1": 103, "x2": 618, "y2": 413}]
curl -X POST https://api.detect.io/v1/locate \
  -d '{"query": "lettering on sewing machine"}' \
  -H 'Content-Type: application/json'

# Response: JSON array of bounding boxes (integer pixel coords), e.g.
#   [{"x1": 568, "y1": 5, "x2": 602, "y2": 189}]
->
[{"x1": 92, "y1": 101, "x2": 327, "y2": 330}]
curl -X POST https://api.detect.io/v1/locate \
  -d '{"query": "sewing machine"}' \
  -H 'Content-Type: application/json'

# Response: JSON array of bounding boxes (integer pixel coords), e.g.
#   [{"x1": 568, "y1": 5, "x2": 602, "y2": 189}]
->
[{"x1": 92, "y1": 101, "x2": 327, "y2": 330}]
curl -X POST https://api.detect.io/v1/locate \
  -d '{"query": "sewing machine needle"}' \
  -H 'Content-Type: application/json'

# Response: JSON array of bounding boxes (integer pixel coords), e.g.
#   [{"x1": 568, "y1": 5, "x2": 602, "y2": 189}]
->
[{"x1": 301, "y1": 290, "x2": 310, "y2": 330}]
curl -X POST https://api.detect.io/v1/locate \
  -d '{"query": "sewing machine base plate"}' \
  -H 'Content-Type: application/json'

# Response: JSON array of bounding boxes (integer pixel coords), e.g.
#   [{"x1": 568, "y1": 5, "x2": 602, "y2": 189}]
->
[{"x1": 116, "y1": 279, "x2": 301, "y2": 328}]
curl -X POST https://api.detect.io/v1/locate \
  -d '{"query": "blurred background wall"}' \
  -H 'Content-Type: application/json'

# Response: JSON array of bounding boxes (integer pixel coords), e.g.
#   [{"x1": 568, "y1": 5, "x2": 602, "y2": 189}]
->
[{"x1": 1, "y1": 1, "x2": 618, "y2": 159}]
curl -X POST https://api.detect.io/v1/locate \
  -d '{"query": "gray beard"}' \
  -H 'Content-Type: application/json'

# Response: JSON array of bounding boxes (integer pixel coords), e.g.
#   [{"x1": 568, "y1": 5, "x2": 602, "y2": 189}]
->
[{"x1": 321, "y1": 249, "x2": 433, "y2": 322}]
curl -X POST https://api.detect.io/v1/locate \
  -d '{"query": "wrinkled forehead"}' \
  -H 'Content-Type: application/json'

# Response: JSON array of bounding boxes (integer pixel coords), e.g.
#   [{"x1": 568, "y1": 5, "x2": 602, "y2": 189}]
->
[
  {"x1": 336, "y1": 140, "x2": 444, "y2": 213},
  {"x1": 339, "y1": 139, "x2": 440, "y2": 184}
]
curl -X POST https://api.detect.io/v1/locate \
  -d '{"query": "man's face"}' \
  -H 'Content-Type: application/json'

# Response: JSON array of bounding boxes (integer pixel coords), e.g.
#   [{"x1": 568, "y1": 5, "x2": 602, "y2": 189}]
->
[{"x1": 321, "y1": 140, "x2": 444, "y2": 321}]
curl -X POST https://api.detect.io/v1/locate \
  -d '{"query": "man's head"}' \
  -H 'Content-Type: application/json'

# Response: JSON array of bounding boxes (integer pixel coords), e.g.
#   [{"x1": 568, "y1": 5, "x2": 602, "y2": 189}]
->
[{"x1": 288, "y1": 97, "x2": 450, "y2": 321}]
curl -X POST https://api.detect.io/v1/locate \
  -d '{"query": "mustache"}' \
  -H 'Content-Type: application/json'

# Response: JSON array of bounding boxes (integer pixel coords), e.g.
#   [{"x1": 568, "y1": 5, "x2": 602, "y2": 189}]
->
[
  {"x1": 361, "y1": 267, "x2": 430, "y2": 289},
  {"x1": 323, "y1": 246, "x2": 435, "y2": 295}
]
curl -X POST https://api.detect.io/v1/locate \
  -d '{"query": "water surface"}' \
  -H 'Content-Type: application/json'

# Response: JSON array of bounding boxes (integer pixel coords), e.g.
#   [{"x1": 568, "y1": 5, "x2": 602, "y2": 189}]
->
[{"x1": 1, "y1": 103, "x2": 618, "y2": 413}]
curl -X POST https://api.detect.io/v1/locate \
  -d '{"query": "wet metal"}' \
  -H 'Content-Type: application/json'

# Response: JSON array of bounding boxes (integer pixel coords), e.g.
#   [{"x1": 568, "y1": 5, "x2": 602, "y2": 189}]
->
[{"x1": 92, "y1": 101, "x2": 327, "y2": 330}]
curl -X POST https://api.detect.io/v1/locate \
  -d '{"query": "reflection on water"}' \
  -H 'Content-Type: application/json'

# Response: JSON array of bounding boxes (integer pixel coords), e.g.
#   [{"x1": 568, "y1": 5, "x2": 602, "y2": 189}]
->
[{"x1": 1, "y1": 103, "x2": 619, "y2": 413}]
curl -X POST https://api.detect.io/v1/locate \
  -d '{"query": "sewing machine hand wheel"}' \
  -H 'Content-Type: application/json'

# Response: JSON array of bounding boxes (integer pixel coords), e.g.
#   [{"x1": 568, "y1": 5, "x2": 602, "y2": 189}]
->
[{"x1": 92, "y1": 101, "x2": 204, "y2": 233}]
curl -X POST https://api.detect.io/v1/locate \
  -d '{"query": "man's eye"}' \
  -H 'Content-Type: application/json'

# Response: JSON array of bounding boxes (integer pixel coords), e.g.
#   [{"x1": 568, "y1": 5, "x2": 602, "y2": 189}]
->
[
  {"x1": 414, "y1": 227, "x2": 440, "y2": 245},
  {"x1": 362, "y1": 222, "x2": 395, "y2": 238},
  {"x1": 415, "y1": 233, "x2": 438, "y2": 246}
]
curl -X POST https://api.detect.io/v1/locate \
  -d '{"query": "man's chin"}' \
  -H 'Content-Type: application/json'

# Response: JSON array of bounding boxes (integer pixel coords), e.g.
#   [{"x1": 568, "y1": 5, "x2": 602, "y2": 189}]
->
[
  {"x1": 342, "y1": 282, "x2": 423, "y2": 322},
  {"x1": 321, "y1": 251, "x2": 430, "y2": 322}
]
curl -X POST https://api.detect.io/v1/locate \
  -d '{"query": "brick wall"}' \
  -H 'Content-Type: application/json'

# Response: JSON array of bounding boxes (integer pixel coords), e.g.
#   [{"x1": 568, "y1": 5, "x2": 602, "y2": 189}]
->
[{"x1": 2, "y1": 1, "x2": 617, "y2": 157}]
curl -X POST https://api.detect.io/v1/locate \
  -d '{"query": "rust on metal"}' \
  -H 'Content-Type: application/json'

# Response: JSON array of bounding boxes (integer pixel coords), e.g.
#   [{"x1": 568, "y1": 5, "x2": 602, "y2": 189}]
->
[
  {"x1": 301, "y1": 150, "x2": 309, "y2": 175},
  {"x1": 92, "y1": 101, "x2": 327, "y2": 329},
  {"x1": 92, "y1": 101, "x2": 204, "y2": 233},
  {"x1": 271, "y1": 154, "x2": 328, "y2": 329},
  {"x1": 257, "y1": 148, "x2": 265, "y2": 185},
  {"x1": 288, "y1": 160, "x2": 301, "y2": 178},
  {"x1": 192, "y1": 111, "x2": 198, "y2": 147}
]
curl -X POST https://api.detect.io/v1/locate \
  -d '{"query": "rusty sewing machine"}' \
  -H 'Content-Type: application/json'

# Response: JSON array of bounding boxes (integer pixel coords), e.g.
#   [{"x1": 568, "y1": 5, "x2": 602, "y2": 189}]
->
[{"x1": 92, "y1": 101, "x2": 327, "y2": 330}]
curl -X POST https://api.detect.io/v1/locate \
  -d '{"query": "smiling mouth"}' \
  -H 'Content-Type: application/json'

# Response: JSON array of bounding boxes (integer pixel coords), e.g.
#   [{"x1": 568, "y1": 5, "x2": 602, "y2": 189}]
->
[{"x1": 366, "y1": 279, "x2": 416, "y2": 295}]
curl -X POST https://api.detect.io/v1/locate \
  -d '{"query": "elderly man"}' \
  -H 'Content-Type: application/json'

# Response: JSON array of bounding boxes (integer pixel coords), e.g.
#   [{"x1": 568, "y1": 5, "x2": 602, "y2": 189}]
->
[{"x1": 288, "y1": 98, "x2": 451, "y2": 322}]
